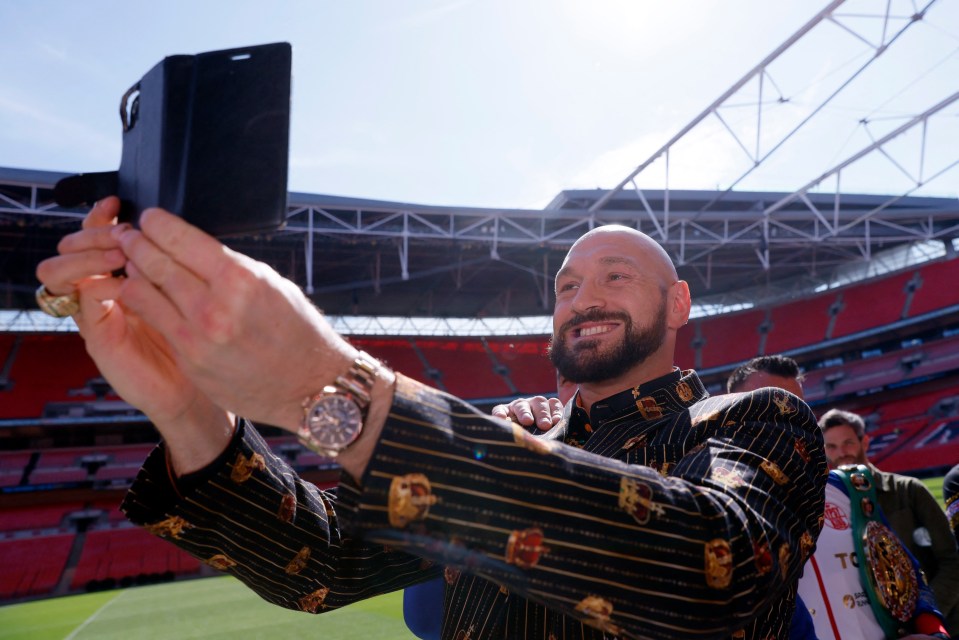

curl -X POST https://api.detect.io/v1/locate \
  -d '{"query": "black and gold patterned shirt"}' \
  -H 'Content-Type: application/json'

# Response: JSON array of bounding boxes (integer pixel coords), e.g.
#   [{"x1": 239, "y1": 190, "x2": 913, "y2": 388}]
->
[{"x1": 122, "y1": 369, "x2": 827, "y2": 639}]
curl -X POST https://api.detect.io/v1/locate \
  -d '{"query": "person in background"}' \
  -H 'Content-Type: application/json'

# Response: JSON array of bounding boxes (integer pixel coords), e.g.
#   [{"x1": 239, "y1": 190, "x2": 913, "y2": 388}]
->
[
  {"x1": 727, "y1": 354, "x2": 804, "y2": 398},
  {"x1": 820, "y1": 408, "x2": 959, "y2": 635},
  {"x1": 729, "y1": 357, "x2": 949, "y2": 639}
]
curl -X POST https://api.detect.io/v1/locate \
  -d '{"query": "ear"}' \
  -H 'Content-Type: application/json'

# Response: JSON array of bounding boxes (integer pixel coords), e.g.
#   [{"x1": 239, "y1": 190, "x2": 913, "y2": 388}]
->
[
  {"x1": 861, "y1": 434, "x2": 871, "y2": 454},
  {"x1": 667, "y1": 280, "x2": 691, "y2": 330}
]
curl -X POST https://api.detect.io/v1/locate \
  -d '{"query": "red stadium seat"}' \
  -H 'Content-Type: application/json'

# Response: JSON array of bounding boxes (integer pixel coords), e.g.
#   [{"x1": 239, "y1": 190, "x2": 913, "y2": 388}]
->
[
  {"x1": 695, "y1": 309, "x2": 764, "y2": 370},
  {"x1": 414, "y1": 338, "x2": 512, "y2": 399},
  {"x1": 831, "y1": 271, "x2": 912, "y2": 338},
  {"x1": 764, "y1": 294, "x2": 836, "y2": 354},
  {"x1": 908, "y1": 257, "x2": 959, "y2": 317},
  {"x1": 0, "y1": 533, "x2": 74, "y2": 599},
  {"x1": 486, "y1": 337, "x2": 555, "y2": 395},
  {"x1": 0, "y1": 334, "x2": 102, "y2": 419},
  {"x1": 71, "y1": 528, "x2": 201, "y2": 589}
]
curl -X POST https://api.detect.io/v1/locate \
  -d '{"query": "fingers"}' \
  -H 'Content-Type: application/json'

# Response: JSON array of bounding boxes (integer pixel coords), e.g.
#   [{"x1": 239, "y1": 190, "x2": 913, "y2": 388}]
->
[
  {"x1": 509, "y1": 399, "x2": 536, "y2": 426},
  {"x1": 35, "y1": 198, "x2": 126, "y2": 297},
  {"x1": 81, "y1": 196, "x2": 121, "y2": 230},
  {"x1": 542, "y1": 398, "x2": 565, "y2": 432},
  {"x1": 492, "y1": 396, "x2": 564, "y2": 431},
  {"x1": 74, "y1": 275, "x2": 125, "y2": 329},
  {"x1": 137, "y1": 208, "x2": 231, "y2": 283},
  {"x1": 525, "y1": 396, "x2": 558, "y2": 431}
]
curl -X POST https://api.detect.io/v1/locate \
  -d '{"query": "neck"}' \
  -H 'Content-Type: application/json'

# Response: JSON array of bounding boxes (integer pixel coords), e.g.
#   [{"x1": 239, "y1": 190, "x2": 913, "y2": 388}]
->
[{"x1": 576, "y1": 356, "x2": 675, "y2": 413}]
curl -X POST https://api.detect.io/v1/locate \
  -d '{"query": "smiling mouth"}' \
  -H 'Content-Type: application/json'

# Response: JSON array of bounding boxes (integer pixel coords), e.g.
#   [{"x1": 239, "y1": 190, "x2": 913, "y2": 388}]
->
[{"x1": 574, "y1": 324, "x2": 617, "y2": 338}]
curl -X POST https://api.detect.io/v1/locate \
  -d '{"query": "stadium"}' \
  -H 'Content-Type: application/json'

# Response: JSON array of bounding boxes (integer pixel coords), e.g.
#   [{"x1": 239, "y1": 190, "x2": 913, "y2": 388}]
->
[{"x1": 2, "y1": 2, "x2": 959, "y2": 639}]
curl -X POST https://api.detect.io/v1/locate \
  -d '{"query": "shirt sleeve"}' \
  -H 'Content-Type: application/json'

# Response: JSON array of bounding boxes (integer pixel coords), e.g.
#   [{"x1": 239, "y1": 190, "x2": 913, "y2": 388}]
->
[{"x1": 121, "y1": 419, "x2": 440, "y2": 614}]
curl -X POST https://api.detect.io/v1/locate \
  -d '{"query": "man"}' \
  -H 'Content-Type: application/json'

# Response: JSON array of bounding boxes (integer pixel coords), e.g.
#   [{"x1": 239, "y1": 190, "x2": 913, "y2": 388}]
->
[
  {"x1": 36, "y1": 200, "x2": 827, "y2": 639},
  {"x1": 730, "y1": 357, "x2": 950, "y2": 639},
  {"x1": 820, "y1": 408, "x2": 959, "y2": 634}
]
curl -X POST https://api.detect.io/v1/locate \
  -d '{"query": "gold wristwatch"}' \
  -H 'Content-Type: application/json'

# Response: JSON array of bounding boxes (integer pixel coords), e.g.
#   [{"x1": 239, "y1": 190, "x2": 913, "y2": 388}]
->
[{"x1": 298, "y1": 351, "x2": 380, "y2": 458}]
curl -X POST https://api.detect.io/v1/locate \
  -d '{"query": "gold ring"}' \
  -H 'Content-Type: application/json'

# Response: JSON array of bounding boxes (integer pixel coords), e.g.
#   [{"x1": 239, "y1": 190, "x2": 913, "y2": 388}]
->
[{"x1": 35, "y1": 284, "x2": 80, "y2": 318}]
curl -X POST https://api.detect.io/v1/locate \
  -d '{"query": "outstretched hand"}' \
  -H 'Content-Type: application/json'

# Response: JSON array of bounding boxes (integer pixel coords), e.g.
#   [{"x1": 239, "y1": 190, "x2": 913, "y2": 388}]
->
[
  {"x1": 109, "y1": 206, "x2": 359, "y2": 432},
  {"x1": 35, "y1": 198, "x2": 233, "y2": 473}
]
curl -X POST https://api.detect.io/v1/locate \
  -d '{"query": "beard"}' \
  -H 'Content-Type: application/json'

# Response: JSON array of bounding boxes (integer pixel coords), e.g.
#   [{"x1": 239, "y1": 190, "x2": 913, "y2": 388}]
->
[{"x1": 548, "y1": 298, "x2": 668, "y2": 384}]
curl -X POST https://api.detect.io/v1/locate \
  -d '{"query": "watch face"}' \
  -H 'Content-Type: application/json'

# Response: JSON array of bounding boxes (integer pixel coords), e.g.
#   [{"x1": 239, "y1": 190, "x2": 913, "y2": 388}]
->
[{"x1": 306, "y1": 395, "x2": 362, "y2": 450}]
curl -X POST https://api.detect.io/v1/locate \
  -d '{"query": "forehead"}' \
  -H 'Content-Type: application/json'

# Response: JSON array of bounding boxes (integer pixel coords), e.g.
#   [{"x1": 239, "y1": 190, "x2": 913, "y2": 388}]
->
[
  {"x1": 559, "y1": 234, "x2": 647, "y2": 275},
  {"x1": 824, "y1": 424, "x2": 858, "y2": 440}
]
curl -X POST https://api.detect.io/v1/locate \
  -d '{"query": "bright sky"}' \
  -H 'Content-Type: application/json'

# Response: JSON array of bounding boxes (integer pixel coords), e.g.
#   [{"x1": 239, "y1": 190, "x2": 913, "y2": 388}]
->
[{"x1": 2, "y1": 0, "x2": 957, "y2": 209}]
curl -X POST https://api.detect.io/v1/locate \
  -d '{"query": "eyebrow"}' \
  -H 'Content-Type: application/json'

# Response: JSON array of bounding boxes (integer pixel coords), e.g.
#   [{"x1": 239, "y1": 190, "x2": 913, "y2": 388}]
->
[{"x1": 556, "y1": 255, "x2": 641, "y2": 282}]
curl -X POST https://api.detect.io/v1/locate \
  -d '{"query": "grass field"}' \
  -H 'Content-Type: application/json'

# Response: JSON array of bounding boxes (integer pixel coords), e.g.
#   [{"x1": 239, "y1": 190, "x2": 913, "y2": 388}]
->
[
  {"x1": 924, "y1": 475, "x2": 945, "y2": 504},
  {"x1": 0, "y1": 577, "x2": 415, "y2": 640}
]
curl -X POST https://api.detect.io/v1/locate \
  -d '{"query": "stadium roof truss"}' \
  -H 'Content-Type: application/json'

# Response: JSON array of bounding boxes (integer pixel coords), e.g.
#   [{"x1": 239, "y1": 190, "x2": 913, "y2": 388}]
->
[{"x1": 1, "y1": 0, "x2": 958, "y2": 324}]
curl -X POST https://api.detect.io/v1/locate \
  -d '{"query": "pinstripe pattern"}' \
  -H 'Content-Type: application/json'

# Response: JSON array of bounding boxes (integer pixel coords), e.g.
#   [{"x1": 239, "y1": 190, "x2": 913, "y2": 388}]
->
[{"x1": 122, "y1": 369, "x2": 826, "y2": 639}]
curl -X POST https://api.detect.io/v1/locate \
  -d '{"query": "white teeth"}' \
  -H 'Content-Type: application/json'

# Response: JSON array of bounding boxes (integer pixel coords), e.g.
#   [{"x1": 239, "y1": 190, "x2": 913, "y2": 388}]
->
[{"x1": 579, "y1": 325, "x2": 612, "y2": 337}]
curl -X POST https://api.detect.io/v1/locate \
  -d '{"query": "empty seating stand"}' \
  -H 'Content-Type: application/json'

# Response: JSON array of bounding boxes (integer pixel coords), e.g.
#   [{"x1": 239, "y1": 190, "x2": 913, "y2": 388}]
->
[
  {"x1": 71, "y1": 528, "x2": 201, "y2": 590},
  {"x1": 413, "y1": 339, "x2": 512, "y2": 399},
  {"x1": 877, "y1": 417, "x2": 959, "y2": 473},
  {"x1": 486, "y1": 338, "x2": 555, "y2": 395},
  {"x1": 0, "y1": 334, "x2": 102, "y2": 419},
  {"x1": 0, "y1": 451, "x2": 31, "y2": 488},
  {"x1": 0, "y1": 533, "x2": 74, "y2": 600},
  {"x1": 764, "y1": 294, "x2": 836, "y2": 355},
  {"x1": 831, "y1": 271, "x2": 912, "y2": 339},
  {"x1": 351, "y1": 337, "x2": 426, "y2": 383},
  {"x1": 1, "y1": 502, "x2": 85, "y2": 532},
  {"x1": 674, "y1": 324, "x2": 696, "y2": 372},
  {"x1": 908, "y1": 257, "x2": 959, "y2": 317},
  {"x1": 695, "y1": 309, "x2": 764, "y2": 370},
  {"x1": 29, "y1": 448, "x2": 90, "y2": 485}
]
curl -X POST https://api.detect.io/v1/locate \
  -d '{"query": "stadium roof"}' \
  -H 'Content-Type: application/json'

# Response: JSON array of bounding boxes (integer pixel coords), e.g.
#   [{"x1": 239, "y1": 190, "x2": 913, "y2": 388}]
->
[{"x1": 1, "y1": 166, "x2": 957, "y2": 327}]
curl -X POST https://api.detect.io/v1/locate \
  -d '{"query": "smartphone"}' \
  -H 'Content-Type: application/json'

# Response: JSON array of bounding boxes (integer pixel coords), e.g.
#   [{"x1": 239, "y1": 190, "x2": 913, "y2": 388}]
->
[{"x1": 55, "y1": 42, "x2": 292, "y2": 238}]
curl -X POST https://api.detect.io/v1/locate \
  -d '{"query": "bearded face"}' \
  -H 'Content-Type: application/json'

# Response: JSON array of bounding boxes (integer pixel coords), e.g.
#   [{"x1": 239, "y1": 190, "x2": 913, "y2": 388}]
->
[{"x1": 548, "y1": 294, "x2": 667, "y2": 384}]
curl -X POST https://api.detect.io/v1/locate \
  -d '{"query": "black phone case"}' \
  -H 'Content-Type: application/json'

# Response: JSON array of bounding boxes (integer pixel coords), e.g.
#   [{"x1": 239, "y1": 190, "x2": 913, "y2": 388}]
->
[
  {"x1": 54, "y1": 42, "x2": 291, "y2": 238},
  {"x1": 117, "y1": 42, "x2": 291, "y2": 236}
]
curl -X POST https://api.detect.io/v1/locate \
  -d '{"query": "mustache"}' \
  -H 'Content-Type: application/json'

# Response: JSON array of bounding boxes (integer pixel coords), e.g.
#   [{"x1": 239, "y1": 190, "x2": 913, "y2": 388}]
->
[{"x1": 557, "y1": 309, "x2": 631, "y2": 336}]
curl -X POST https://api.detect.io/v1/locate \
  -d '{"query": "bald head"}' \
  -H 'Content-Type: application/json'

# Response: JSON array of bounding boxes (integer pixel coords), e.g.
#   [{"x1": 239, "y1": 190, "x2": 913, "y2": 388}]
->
[
  {"x1": 560, "y1": 225, "x2": 678, "y2": 290},
  {"x1": 550, "y1": 224, "x2": 691, "y2": 399}
]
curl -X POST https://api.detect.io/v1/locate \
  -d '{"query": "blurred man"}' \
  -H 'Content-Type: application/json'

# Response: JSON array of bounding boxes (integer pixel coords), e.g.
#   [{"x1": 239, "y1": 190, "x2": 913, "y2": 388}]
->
[{"x1": 820, "y1": 408, "x2": 959, "y2": 634}]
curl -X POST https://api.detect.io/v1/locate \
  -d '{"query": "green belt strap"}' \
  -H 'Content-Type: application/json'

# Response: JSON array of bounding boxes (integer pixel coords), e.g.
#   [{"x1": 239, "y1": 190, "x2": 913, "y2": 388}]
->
[{"x1": 834, "y1": 464, "x2": 919, "y2": 640}]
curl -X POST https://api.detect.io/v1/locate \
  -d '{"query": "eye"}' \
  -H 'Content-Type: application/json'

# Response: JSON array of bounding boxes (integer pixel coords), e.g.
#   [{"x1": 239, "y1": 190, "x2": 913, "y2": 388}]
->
[{"x1": 557, "y1": 280, "x2": 579, "y2": 293}]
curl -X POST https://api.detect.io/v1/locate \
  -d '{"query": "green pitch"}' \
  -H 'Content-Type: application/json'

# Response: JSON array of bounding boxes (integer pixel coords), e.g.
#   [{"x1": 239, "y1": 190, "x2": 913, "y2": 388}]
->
[
  {"x1": 0, "y1": 576, "x2": 415, "y2": 640},
  {"x1": 923, "y1": 475, "x2": 945, "y2": 504}
]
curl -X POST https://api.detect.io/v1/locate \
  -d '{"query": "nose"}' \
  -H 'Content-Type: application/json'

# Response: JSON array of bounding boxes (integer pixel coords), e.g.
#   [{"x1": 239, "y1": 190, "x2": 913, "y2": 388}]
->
[{"x1": 570, "y1": 279, "x2": 606, "y2": 316}]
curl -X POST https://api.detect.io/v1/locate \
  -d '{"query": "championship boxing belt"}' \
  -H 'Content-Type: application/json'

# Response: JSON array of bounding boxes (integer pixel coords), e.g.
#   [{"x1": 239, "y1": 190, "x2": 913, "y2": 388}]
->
[{"x1": 834, "y1": 464, "x2": 920, "y2": 639}]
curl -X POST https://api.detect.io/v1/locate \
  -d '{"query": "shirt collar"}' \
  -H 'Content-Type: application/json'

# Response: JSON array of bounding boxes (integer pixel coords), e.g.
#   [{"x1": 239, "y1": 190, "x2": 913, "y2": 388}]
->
[{"x1": 564, "y1": 368, "x2": 704, "y2": 446}]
